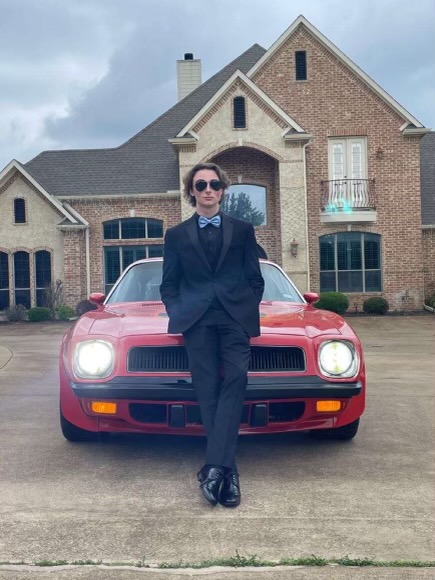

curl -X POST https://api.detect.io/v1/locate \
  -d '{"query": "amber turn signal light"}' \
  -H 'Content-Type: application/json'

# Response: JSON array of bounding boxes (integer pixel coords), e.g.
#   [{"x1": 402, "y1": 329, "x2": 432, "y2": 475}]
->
[
  {"x1": 91, "y1": 401, "x2": 117, "y2": 414},
  {"x1": 316, "y1": 400, "x2": 342, "y2": 413}
]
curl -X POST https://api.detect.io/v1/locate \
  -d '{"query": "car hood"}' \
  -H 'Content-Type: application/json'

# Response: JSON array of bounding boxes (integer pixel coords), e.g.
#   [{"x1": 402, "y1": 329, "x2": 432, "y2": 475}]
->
[{"x1": 75, "y1": 302, "x2": 347, "y2": 339}]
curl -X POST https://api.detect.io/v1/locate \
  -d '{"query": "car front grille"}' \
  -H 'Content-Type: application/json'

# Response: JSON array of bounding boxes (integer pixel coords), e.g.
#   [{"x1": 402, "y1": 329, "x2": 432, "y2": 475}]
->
[{"x1": 128, "y1": 346, "x2": 305, "y2": 372}]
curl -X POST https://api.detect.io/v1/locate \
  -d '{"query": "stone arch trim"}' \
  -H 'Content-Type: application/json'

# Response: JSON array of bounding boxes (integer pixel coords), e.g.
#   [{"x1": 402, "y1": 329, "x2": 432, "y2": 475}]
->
[{"x1": 202, "y1": 142, "x2": 286, "y2": 164}]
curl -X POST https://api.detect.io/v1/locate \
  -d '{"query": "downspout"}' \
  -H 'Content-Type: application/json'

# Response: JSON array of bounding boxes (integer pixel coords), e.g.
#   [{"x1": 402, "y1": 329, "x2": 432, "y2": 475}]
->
[
  {"x1": 62, "y1": 202, "x2": 91, "y2": 298},
  {"x1": 302, "y1": 142, "x2": 311, "y2": 291},
  {"x1": 85, "y1": 226, "x2": 91, "y2": 297}
]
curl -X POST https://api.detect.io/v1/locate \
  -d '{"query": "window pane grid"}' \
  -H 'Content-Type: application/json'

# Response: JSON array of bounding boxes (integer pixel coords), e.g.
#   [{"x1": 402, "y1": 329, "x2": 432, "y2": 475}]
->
[
  {"x1": 104, "y1": 245, "x2": 164, "y2": 294},
  {"x1": 35, "y1": 251, "x2": 51, "y2": 288},
  {"x1": 14, "y1": 252, "x2": 30, "y2": 288},
  {"x1": 319, "y1": 233, "x2": 381, "y2": 293},
  {"x1": 104, "y1": 218, "x2": 163, "y2": 240},
  {"x1": 0, "y1": 252, "x2": 8, "y2": 289}
]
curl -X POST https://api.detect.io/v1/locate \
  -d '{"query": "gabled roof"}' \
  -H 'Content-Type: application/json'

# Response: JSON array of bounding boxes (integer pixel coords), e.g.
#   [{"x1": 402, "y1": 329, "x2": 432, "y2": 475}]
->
[
  {"x1": 421, "y1": 132, "x2": 435, "y2": 226},
  {"x1": 175, "y1": 69, "x2": 306, "y2": 138},
  {"x1": 0, "y1": 160, "x2": 83, "y2": 225},
  {"x1": 24, "y1": 45, "x2": 266, "y2": 198},
  {"x1": 248, "y1": 15, "x2": 427, "y2": 130}
]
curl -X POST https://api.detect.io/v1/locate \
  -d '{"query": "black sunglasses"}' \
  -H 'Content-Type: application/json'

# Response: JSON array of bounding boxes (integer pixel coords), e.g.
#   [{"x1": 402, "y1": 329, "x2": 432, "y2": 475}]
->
[{"x1": 193, "y1": 179, "x2": 223, "y2": 192}]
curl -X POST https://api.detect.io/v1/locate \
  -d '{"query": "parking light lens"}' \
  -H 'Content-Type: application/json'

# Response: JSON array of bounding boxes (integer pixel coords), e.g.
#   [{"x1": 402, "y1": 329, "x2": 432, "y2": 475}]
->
[
  {"x1": 316, "y1": 400, "x2": 342, "y2": 412},
  {"x1": 91, "y1": 401, "x2": 117, "y2": 414},
  {"x1": 74, "y1": 340, "x2": 114, "y2": 378}
]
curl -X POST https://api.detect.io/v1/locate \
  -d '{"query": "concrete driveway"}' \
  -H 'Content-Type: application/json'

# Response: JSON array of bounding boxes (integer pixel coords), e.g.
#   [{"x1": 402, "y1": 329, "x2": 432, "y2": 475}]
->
[{"x1": 0, "y1": 316, "x2": 434, "y2": 579}]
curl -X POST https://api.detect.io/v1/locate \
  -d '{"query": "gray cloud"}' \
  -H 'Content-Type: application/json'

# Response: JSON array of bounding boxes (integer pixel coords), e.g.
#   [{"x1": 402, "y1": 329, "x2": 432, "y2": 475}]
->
[{"x1": 0, "y1": 0, "x2": 433, "y2": 169}]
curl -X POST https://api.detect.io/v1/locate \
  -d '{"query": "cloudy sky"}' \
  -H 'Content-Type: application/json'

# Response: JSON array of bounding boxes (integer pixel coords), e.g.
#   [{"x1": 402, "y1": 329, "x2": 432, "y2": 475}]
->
[{"x1": 1, "y1": 0, "x2": 434, "y2": 170}]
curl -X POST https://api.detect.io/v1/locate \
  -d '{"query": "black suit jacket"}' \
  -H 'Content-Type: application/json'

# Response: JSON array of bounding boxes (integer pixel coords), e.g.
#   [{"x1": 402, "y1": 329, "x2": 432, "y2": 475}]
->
[{"x1": 160, "y1": 213, "x2": 265, "y2": 337}]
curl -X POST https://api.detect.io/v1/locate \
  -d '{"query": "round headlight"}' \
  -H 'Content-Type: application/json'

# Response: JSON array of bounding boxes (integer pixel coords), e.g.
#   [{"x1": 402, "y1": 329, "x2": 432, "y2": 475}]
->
[
  {"x1": 319, "y1": 341, "x2": 357, "y2": 377},
  {"x1": 74, "y1": 340, "x2": 114, "y2": 378}
]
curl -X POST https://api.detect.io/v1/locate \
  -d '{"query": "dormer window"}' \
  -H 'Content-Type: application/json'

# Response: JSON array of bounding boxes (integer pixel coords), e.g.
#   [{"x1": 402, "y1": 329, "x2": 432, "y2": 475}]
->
[
  {"x1": 233, "y1": 96, "x2": 246, "y2": 129},
  {"x1": 14, "y1": 198, "x2": 26, "y2": 224},
  {"x1": 295, "y1": 51, "x2": 307, "y2": 80}
]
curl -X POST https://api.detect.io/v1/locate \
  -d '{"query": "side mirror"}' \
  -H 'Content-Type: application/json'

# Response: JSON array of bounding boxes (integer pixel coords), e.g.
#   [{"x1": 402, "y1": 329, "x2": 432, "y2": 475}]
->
[
  {"x1": 89, "y1": 292, "x2": 106, "y2": 305},
  {"x1": 303, "y1": 292, "x2": 320, "y2": 305}
]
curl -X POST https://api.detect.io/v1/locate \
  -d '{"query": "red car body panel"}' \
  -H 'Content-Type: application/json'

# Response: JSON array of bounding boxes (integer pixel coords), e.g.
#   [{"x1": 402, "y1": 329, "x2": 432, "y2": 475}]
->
[{"x1": 60, "y1": 261, "x2": 366, "y2": 438}]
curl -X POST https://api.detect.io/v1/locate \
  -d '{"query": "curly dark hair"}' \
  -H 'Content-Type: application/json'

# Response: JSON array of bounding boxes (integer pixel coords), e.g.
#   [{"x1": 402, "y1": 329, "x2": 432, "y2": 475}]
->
[{"x1": 182, "y1": 162, "x2": 230, "y2": 207}]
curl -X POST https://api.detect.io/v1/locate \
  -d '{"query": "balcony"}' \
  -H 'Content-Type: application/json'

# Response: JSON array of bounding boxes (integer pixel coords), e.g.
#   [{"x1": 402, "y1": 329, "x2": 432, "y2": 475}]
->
[{"x1": 320, "y1": 179, "x2": 377, "y2": 224}]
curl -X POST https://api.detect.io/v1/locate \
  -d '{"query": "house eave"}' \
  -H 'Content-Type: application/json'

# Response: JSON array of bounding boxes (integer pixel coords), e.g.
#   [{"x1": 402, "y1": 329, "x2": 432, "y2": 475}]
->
[
  {"x1": 283, "y1": 133, "x2": 313, "y2": 143},
  {"x1": 168, "y1": 137, "x2": 198, "y2": 148},
  {"x1": 402, "y1": 126, "x2": 432, "y2": 136}
]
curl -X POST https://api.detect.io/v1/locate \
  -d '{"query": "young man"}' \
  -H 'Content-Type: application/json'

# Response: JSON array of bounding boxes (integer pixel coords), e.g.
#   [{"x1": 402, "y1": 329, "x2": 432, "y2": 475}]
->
[{"x1": 160, "y1": 162, "x2": 264, "y2": 507}]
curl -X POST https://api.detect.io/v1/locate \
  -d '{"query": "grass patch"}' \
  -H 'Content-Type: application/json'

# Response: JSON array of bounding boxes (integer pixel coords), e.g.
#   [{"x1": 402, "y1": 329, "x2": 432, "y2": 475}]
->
[
  {"x1": 0, "y1": 554, "x2": 433, "y2": 569},
  {"x1": 34, "y1": 560, "x2": 69, "y2": 567}
]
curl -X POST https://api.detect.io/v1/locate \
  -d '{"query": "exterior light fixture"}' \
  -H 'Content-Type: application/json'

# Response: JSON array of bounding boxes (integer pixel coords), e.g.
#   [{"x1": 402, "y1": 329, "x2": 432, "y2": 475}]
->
[{"x1": 290, "y1": 238, "x2": 299, "y2": 257}]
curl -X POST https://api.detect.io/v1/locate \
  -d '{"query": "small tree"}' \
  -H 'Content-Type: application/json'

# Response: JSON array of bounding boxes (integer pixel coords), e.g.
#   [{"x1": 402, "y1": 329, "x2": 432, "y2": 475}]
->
[
  {"x1": 43, "y1": 279, "x2": 64, "y2": 318},
  {"x1": 221, "y1": 191, "x2": 265, "y2": 225}
]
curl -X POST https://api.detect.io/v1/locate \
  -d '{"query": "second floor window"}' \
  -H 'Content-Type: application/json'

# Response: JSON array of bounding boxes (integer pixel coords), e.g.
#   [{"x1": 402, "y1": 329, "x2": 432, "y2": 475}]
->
[{"x1": 14, "y1": 198, "x2": 26, "y2": 223}]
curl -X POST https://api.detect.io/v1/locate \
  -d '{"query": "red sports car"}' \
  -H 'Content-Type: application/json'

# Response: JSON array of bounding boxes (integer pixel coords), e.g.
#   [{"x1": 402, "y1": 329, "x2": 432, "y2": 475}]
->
[{"x1": 60, "y1": 258, "x2": 365, "y2": 442}]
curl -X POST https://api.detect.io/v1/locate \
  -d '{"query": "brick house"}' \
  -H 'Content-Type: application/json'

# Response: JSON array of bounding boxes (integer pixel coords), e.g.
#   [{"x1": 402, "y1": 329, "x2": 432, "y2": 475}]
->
[{"x1": 0, "y1": 15, "x2": 433, "y2": 313}]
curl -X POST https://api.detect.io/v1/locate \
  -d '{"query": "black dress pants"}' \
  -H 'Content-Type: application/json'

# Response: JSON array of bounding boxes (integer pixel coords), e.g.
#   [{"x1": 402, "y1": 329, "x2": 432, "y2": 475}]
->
[{"x1": 183, "y1": 308, "x2": 251, "y2": 469}]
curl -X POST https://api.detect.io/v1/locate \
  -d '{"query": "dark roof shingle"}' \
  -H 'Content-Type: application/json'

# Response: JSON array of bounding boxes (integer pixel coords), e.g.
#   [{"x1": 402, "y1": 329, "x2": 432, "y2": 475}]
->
[{"x1": 25, "y1": 45, "x2": 266, "y2": 197}]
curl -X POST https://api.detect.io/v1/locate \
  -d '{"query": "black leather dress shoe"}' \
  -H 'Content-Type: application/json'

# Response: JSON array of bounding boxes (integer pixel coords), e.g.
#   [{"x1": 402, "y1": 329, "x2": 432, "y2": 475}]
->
[
  {"x1": 196, "y1": 466, "x2": 225, "y2": 506},
  {"x1": 219, "y1": 472, "x2": 241, "y2": 507}
]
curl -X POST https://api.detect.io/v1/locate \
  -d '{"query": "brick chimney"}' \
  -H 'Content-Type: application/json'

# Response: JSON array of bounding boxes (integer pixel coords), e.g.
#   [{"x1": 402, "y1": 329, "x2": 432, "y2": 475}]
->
[{"x1": 177, "y1": 53, "x2": 202, "y2": 101}]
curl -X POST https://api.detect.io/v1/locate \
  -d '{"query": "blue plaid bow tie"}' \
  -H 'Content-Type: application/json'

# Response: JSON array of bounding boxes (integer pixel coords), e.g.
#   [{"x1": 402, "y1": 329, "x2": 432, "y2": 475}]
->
[{"x1": 198, "y1": 215, "x2": 221, "y2": 228}]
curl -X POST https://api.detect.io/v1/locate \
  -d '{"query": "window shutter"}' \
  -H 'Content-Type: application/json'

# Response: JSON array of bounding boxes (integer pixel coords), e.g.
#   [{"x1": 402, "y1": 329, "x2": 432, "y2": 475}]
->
[
  {"x1": 233, "y1": 97, "x2": 246, "y2": 128},
  {"x1": 14, "y1": 198, "x2": 26, "y2": 223},
  {"x1": 295, "y1": 51, "x2": 307, "y2": 80}
]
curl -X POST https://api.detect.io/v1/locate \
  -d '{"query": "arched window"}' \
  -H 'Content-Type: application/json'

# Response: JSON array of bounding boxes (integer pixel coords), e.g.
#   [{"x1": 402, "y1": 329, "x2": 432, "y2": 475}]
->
[
  {"x1": 319, "y1": 232, "x2": 382, "y2": 292},
  {"x1": 0, "y1": 252, "x2": 9, "y2": 310},
  {"x1": 103, "y1": 218, "x2": 163, "y2": 240},
  {"x1": 14, "y1": 198, "x2": 26, "y2": 224},
  {"x1": 222, "y1": 184, "x2": 267, "y2": 226},
  {"x1": 233, "y1": 97, "x2": 246, "y2": 129},
  {"x1": 14, "y1": 251, "x2": 31, "y2": 309},
  {"x1": 35, "y1": 250, "x2": 52, "y2": 307}
]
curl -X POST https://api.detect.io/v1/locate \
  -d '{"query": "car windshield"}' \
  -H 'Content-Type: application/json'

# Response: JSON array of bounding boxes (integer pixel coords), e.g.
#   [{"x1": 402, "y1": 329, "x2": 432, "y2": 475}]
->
[{"x1": 106, "y1": 261, "x2": 304, "y2": 304}]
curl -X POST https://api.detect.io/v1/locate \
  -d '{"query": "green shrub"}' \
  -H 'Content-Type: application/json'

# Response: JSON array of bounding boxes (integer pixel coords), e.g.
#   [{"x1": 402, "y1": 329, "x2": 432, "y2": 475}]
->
[
  {"x1": 28, "y1": 307, "x2": 52, "y2": 322},
  {"x1": 315, "y1": 292, "x2": 349, "y2": 315},
  {"x1": 57, "y1": 305, "x2": 76, "y2": 321},
  {"x1": 76, "y1": 299, "x2": 98, "y2": 316},
  {"x1": 363, "y1": 296, "x2": 389, "y2": 315},
  {"x1": 5, "y1": 304, "x2": 27, "y2": 322},
  {"x1": 425, "y1": 293, "x2": 435, "y2": 308}
]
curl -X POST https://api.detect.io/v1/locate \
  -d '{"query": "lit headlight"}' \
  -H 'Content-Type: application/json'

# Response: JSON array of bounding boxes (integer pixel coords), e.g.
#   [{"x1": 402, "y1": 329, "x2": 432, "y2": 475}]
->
[
  {"x1": 74, "y1": 340, "x2": 114, "y2": 379},
  {"x1": 319, "y1": 341, "x2": 359, "y2": 378}
]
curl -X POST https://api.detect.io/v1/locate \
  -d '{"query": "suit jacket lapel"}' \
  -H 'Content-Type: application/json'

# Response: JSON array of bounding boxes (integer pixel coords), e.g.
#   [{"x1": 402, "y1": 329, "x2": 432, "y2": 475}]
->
[
  {"x1": 216, "y1": 214, "x2": 233, "y2": 272},
  {"x1": 185, "y1": 215, "x2": 212, "y2": 271}
]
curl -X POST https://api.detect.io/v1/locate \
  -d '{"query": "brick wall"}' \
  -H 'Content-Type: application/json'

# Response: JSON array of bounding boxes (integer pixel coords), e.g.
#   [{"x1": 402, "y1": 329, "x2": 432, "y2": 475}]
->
[
  {"x1": 65, "y1": 196, "x2": 181, "y2": 304},
  {"x1": 252, "y1": 24, "x2": 425, "y2": 310},
  {"x1": 211, "y1": 147, "x2": 282, "y2": 263}
]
